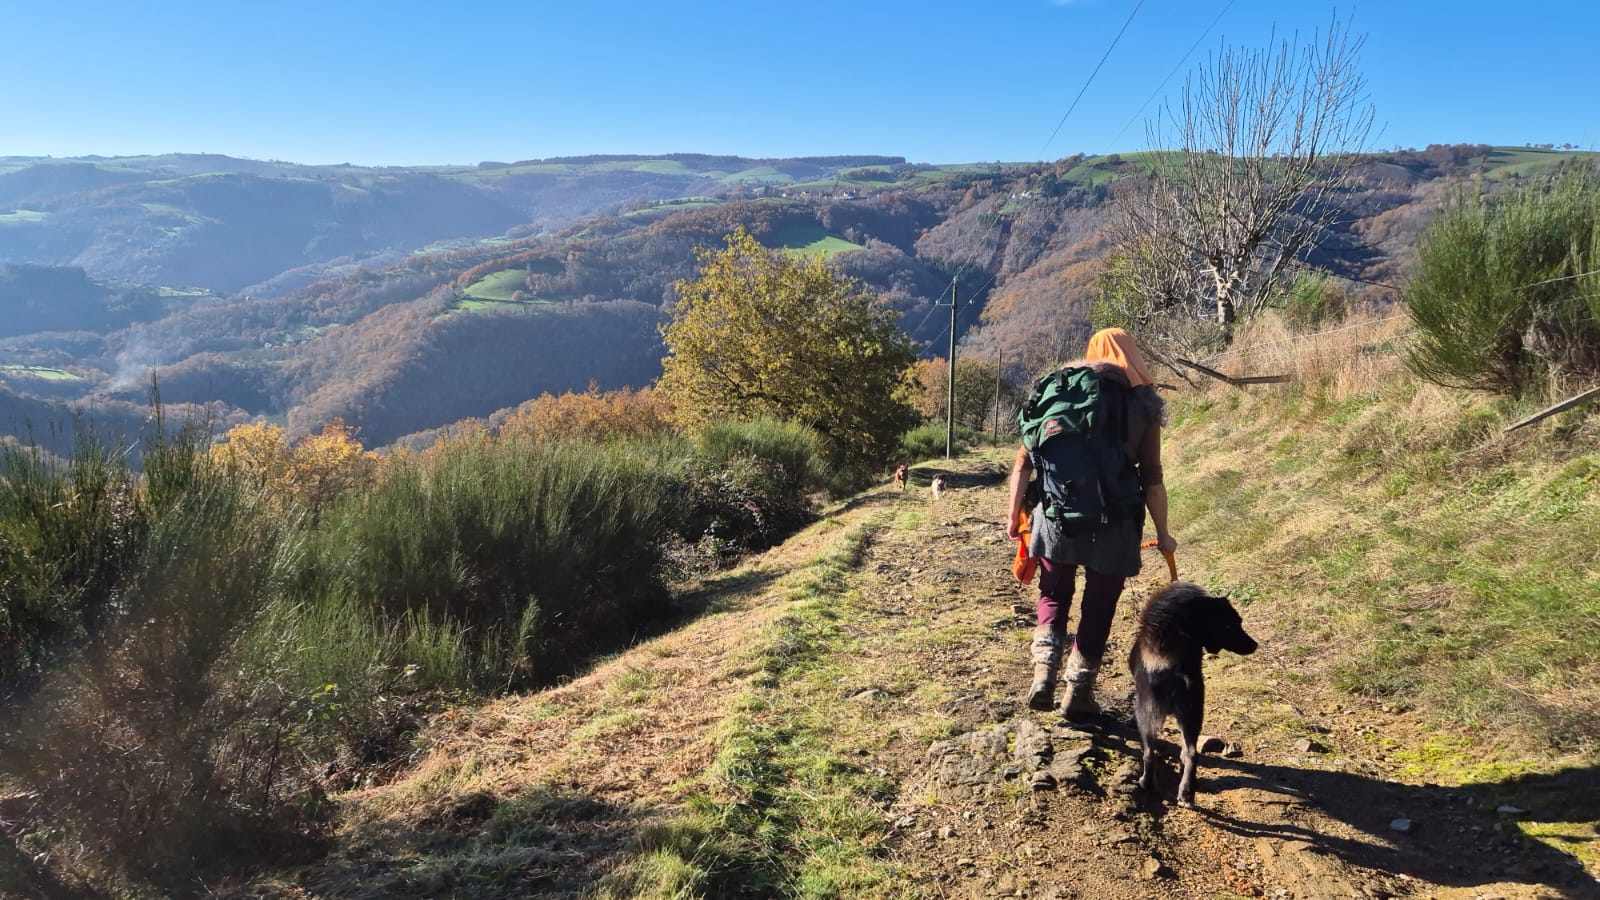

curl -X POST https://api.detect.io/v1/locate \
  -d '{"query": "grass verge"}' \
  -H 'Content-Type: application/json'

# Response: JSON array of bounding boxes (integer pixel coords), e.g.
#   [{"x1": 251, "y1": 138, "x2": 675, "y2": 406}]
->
[
  {"x1": 595, "y1": 517, "x2": 913, "y2": 898},
  {"x1": 1162, "y1": 311, "x2": 1599, "y2": 865}
]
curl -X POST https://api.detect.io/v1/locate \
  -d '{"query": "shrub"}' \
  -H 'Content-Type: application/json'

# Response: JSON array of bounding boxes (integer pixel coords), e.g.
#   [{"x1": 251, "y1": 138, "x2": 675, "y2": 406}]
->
[
  {"x1": 210, "y1": 419, "x2": 383, "y2": 514},
  {"x1": 896, "y1": 422, "x2": 978, "y2": 462},
  {"x1": 307, "y1": 433, "x2": 686, "y2": 686},
  {"x1": 237, "y1": 591, "x2": 476, "y2": 781},
  {"x1": 0, "y1": 417, "x2": 831, "y2": 889},
  {"x1": 1281, "y1": 273, "x2": 1350, "y2": 333},
  {"x1": 0, "y1": 434, "x2": 142, "y2": 689},
  {"x1": 696, "y1": 417, "x2": 828, "y2": 497},
  {"x1": 4, "y1": 444, "x2": 309, "y2": 883},
  {"x1": 1406, "y1": 163, "x2": 1600, "y2": 395}
]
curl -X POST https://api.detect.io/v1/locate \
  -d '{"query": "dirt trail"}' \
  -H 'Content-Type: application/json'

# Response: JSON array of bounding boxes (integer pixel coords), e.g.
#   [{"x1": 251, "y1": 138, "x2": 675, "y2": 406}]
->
[
  {"x1": 864, "y1": 457, "x2": 1597, "y2": 899},
  {"x1": 269, "y1": 456, "x2": 1597, "y2": 899}
]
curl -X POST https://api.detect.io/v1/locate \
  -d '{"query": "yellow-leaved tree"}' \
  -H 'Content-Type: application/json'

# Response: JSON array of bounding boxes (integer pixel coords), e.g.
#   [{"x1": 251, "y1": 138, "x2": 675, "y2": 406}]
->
[
  {"x1": 659, "y1": 227, "x2": 919, "y2": 474},
  {"x1": 499, "y1": 384, "x2": 672, "y2": 444},
  {"x1": 210, "y1": 419, "x2": 382, "y2": 511}
]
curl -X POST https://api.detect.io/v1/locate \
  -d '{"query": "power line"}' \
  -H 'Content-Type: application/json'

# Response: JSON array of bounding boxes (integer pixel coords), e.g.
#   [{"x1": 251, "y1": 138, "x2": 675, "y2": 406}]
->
[
  {"x1": 1284, "y1": 258, "x2": 1406, "y2": 292},
  {"x1": 906, "y1": 280, "x2": 955, "y2": 338},
  {"x1": 925, "y1": 0, "x2": 1150, "y2": 354},
  {"x1": 1516, "y1": 267, "x2": 1600, "y2": 290},
  {"x1": 1105, "y1": 0, "x2": 1235, "y2": 150},
  {"x1": 1042, "y1": 0, "x2": 1147, "y2": 157},
  {"x1": 924, "y1": 290, "x2": 987, "y2": 351}
]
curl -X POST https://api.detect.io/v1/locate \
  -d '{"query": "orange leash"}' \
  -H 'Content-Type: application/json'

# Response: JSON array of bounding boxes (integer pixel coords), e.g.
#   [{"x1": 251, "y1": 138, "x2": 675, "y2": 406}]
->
[{"x1": 1140, "y1": 539, "x2": 1178, "y2": 583}]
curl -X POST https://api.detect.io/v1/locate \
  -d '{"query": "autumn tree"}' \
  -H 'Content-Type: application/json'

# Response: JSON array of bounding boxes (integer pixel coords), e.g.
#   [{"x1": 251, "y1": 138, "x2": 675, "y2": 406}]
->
[
  {"x1": 1107, "y1": 16, "x2": 1374, "y2": 353},
  {"x1": 912, "y1": 357, "x2": 1021, "y2": 432},
  {"x1": 209, "y1": 419, "x2": 382, "y2": 511},
  {"x1": 658, "y1": 228, "x2": 918, "y2": 473},
  {"x1": 498, "y1": 384, "x2": 672, "y2": 443}
]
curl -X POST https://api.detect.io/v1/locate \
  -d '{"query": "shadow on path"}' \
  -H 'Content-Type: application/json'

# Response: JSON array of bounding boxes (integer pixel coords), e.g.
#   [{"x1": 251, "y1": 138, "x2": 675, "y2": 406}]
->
[{"x1": 1088, "y1": 722, "x2": 1598, "y2": 895}]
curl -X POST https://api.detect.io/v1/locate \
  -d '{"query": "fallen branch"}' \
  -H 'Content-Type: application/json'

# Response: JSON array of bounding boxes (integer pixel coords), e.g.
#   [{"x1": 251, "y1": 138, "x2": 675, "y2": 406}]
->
[
  {"x1": 1504, "y1": 386, "x2": 1600, "y2": 432},
  {"x1": 1173, "y1": 358, "x2": 1293, "y2": 387}
]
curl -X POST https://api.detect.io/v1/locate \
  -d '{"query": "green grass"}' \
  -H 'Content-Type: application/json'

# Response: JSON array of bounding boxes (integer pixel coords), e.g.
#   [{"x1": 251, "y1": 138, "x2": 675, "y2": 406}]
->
[
  {"x1": 764, "y1": 224, "x2": 862, "y2": 258},
  {"x1": 0, "y1": 364, "x2": 82, "y2": 381},
  {"x1": 722, "y1": 166, "x2": 791, "y2": 184},
  {"x1": 1165, "y1": 376, "x2": 1600, "y2": 754},
  {"x1": 595, "y1": 519, "x2": 910, "y2": 898},
  {"x1": 454, "y1": 264, "x2": 567, "y2": 312},
  {"x1": 1478, "y1": 146, "x2": 1600, "y2": 179},
  {"x1": 623, "y1": 197, "x2": 722, "y2": 218},
  {"x1": 462, "y1": 269, "x2": 533, "y2": 301}
]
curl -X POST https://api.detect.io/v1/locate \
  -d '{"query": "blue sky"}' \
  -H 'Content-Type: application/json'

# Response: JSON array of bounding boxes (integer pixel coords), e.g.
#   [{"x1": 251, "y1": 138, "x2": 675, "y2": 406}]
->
[{"x1": 1, "y1": 0, "x2": 1594, "y2": 166}]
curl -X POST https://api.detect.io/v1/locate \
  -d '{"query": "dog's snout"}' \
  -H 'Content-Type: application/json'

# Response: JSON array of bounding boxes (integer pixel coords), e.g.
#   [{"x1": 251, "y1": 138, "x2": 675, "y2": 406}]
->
[{"x1": 1231, "y1": 630, "x2": 1259, "y2": 655}]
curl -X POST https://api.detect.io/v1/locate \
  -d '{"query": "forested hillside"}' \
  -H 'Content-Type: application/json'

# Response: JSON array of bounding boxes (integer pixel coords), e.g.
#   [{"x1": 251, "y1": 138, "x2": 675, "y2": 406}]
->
[
  {"x1": 1, "y1": 145, "x2": 1592, "y2": 448},
  {"x1": 0, "y1": 153, "x2": 905, "y2": 294}
]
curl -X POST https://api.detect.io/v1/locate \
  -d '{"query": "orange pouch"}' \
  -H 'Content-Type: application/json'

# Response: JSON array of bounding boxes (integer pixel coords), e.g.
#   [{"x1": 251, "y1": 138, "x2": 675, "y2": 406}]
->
[
  {"x1": 1012, "y1": 541, "x2": 1037, "y2": 584},
  {"x1": 1011, "y1": 511, "x2": 1036, "y2": 584}
]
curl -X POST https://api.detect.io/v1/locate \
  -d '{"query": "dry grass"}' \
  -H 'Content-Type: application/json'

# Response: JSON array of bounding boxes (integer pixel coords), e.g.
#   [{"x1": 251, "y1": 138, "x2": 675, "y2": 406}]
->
[
  {"x1": 1207, "y1": 308, "x2": 1412, "y2": 399},
  {"x1": 1160, "y1": 308, "x2": 1600, "y2": 763}
]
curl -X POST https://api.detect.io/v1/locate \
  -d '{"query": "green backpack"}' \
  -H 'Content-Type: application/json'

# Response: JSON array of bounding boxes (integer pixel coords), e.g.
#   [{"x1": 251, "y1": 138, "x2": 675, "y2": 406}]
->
[{"x1": 1017, "y1": 365, "x2": 1143, "y2": 533}]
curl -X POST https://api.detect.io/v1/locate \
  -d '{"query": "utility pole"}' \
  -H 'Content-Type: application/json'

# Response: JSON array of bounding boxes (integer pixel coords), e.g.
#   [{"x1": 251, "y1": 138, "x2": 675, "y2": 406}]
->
[
  {"x1": 945, "y1": 278, "x2": 957, "y2": 458},
  {"x1": 993, "y1": 348, "x2": 1003, "y2": 443}
]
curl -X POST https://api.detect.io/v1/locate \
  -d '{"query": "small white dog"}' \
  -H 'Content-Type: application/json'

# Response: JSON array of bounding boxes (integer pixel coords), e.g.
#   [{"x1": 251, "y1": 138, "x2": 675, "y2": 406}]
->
[{"x1": 930, "y1": 473, "x2": 947, "y2": 499}]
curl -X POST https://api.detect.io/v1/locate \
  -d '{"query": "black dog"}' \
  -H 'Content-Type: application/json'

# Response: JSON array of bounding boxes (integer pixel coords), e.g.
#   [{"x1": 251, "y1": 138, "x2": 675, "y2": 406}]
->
[{"x1": 1128, "y1": 582, "x2": 1257, "y2": 807}]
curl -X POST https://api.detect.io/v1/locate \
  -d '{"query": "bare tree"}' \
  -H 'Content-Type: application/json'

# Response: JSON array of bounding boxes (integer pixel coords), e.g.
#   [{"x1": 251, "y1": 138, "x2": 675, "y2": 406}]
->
[{"x1": 1106, "y1": 16, "x2": 1374, "y2": 344}]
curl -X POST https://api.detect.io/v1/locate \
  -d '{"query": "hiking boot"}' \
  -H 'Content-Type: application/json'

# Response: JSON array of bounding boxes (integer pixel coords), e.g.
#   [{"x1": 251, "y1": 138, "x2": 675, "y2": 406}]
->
[
  {"x1": 1060, "y1": 646, "x2": 1102, "y2": 721},
  {"x1": 1025, "y1": 625, "x2": 1064, "y2": 711}
]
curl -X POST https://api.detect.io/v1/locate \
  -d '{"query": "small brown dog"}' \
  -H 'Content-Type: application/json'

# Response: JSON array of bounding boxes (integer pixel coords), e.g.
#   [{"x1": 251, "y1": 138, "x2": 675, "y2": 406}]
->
[
  {"x1": 892, "y1": 464, "x2": 908, "y2": 491},
  {"x1": 930, "y1": 473, "x2": 947, "y2": 499}
]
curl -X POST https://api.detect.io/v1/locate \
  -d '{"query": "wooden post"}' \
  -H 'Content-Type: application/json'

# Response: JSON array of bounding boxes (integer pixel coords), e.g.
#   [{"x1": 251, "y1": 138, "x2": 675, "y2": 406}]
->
[
  {"x1": 1504, "y1": 386, "x2": 1600, "y2": 432},
  {"x1": 945, "y1": 279, "x2": 957, "y2": 458},
  {"x1": 992, "y1": 349, "x2": 1003, "y2": 442},
  {"x1": 1173, "y1": 358, "x2": 1291, "y2": 386}
]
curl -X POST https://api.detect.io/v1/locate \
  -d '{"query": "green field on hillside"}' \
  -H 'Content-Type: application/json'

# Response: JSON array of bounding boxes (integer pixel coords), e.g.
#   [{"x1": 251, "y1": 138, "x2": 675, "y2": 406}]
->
[
  {"x1": 157, "y1": 286, "x2": 223, "y2": 300},
  {"x1": 623, "y1": 197, "x2": 722, "y2": 218},
  {"x1": 462, "y1": 269, "x2": 531, "y2": 302},
  {"x1": 0, "y1": 209, "x2": 46, "y2": 225},
  {"x1": 0, "y1": 364, "x2": 82, "y2": 381},
  {"x1": 764, "y1": 224, "x2": 863, "y2": 258},
  {"x1": 462, "y1": 261, "x2": 563, "y2": 302},
  {"x1": 722, "y1": 166, "x2": 790, "y2": 184},
  {"x1": 1479, "y1": 146, "x2": 1600, "y2": 179},
  {"x1": 466, "y1": 159, "x2": 708, "y2": 180}
]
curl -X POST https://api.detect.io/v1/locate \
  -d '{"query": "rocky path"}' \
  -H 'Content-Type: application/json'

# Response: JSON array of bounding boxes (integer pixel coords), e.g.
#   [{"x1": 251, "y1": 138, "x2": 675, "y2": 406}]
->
[{"x1": 860, "y1": 457, "x2": 1597, "y2": 899}]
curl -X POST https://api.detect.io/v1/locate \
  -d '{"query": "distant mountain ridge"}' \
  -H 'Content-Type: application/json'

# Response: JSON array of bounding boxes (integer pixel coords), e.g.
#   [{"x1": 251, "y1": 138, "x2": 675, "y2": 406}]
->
[
  {"x1": 1, "y1": 144, "x2": 1594, "y2": 452},
  {"x1": 0, "y1": 152, "x2": 910, "y2": 295}
]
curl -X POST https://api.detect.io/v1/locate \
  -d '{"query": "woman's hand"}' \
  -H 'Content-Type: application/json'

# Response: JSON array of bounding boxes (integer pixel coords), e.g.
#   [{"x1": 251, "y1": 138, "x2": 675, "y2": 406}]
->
[
  {"x1": 1006, "y1": 509, "x2": 1025, "y2": 541},
  {"x1": 1156, "y1": 532, "x2": 1178, "y2": 554}
]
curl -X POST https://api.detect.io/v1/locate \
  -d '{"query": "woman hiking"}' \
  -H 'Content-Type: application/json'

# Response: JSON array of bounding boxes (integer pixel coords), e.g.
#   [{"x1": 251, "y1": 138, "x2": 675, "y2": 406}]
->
[{"x1": 1005, "y1": 327, "x2": 1176, "y2": 718}]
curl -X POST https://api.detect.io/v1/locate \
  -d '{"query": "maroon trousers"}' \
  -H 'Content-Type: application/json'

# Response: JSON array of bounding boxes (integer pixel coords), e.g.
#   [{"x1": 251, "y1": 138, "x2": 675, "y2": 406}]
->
[{"x1": 1035, "y1": 558, "x2": 1126, "y2": 660}]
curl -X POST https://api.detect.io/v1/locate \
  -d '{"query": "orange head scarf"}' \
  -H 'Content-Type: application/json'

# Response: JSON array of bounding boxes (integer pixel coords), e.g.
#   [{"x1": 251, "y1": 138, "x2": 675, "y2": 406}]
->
[{"x1": 1084, "y1": 327, "x2": 1154, "y2": 388}]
